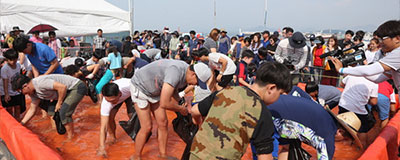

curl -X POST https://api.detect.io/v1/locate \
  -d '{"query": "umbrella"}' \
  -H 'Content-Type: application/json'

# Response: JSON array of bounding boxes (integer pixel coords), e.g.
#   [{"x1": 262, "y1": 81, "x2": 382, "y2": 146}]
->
[{"x1": 28, "y1": 24, "x2": 57, "y2": 34}]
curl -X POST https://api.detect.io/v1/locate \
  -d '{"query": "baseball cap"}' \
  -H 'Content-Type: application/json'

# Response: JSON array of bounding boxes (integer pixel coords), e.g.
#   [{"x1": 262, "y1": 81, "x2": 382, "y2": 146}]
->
[
  {"x1": 237, "y1": 33, "x2": 244, "y2": 38},
  {"x1": 193, "y1": 63, "x2": 211, "y2": 89}
]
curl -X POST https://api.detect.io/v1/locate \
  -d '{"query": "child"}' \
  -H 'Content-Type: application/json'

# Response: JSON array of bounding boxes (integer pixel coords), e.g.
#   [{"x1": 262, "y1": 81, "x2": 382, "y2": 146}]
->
[
  {"x1": 192, "y1": 48, "x2": 237, "y2": 90},
  {"x1": 107, "y1": 46, "x2": 122, "y2": 80},
  {"x1": 236, "y1": 50, "x2": 255, "y2": 87},
  {"x1": 247, "y1": 63, "x2": 257, "y2": 85},
  {"x1": 1, "y1": 49, "x2": 25, "y2": 121}
]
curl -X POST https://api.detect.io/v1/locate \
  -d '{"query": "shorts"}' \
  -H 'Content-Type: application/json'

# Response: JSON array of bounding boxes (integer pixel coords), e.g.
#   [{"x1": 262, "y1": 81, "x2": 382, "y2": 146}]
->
[
  {"x1": 1, "y1": 94, "x2": 25, "y2": 108},
  {"x1": 218, "y1": 74, "x2": 234, "y2": 88},
  {"x1": 130, "y1": 83, "x2": 160, "y2": 109},
  {"x1": 367, "y1": 93, "x2": 390, "y2": 121},
  {"x1": 46, "y1": 81, "x2": 87, "y2": 124},
  {"x1": 339, "y1": 106, "x2": 372, "y2": 133},
  {"x1": 95, "y1": 49, "x2": 106, "y2": 58}
]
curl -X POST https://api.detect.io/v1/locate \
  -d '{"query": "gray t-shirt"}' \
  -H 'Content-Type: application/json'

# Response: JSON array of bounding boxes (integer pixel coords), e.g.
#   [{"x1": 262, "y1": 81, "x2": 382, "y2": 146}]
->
[
  {"x1": 31, "y1": 74, "x2": 81, "y2": 101},
  {"x1": 318, "y1": 84, "x2": 341, "y2": 105},
  {"x1": 203, "y1": 37, "x2": 218, "y2": 52},
  {"x1": 143, "y1": 48, "x2": 161, "y2": 60},
  {"x1": 379, "y1": 47, "x2": 400, "y2": 91},
  {"x1": 131, "y1": 59, "x2": 189, "y2": 97}
]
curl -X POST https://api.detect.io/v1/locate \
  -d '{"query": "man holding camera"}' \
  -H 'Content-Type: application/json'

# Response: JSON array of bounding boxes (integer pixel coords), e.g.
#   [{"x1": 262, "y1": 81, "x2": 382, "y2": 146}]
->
[
  {"x1": 275, "y1": 31, "x2": 309, "y2": 85},
  {"x1": 330, "y1": 20, "x2": 400, "y2": 98}
]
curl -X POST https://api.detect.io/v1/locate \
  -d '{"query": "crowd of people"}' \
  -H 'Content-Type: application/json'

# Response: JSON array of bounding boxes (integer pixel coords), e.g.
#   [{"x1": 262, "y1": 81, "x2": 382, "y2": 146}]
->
[{"x1": 0, "y1": 19, "x2": 399, "y2": 160}]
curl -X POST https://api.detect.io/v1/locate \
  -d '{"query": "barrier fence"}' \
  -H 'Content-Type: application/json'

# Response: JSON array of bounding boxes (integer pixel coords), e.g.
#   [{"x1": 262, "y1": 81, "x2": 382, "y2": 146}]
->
[
  {"x1": 359, "y1": 110, "x2": 400, "y2": 160},
  {"x1": 0, "y1": 106, "x2": 62, "y2": 160}
]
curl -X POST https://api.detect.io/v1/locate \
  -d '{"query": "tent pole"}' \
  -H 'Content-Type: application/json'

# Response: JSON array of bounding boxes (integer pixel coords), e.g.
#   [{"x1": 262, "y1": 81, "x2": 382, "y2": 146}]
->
[{"x1": 129, "y1": 0, "x2": 134, "y2": 36}]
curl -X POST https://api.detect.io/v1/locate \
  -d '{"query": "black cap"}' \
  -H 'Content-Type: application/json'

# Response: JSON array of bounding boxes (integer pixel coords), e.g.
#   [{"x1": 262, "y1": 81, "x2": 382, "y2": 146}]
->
[{"x1": 289, "y1": 32, "x2": 306, "y2": 48}]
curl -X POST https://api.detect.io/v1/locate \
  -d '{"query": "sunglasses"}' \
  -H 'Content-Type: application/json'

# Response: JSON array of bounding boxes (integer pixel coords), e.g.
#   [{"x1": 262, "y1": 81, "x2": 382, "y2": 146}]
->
[{"x1": 378, "y1": 36, "x2": 390, "y2": 43}]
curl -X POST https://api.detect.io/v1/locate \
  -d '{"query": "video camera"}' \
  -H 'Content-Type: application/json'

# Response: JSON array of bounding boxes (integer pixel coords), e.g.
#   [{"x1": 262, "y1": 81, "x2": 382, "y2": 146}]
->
[
  {"x1": 283, "y1": 57, "x2": 295, "y2": 71},
  {"x1": 319, "y1": 43, "x2": 366, "y2": 71}
]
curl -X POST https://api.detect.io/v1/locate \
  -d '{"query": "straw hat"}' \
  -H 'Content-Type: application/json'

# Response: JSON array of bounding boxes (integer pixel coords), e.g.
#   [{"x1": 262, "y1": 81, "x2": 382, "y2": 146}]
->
[{"x1": 325, "y1": 108, "x2": 363, "y2": 149}]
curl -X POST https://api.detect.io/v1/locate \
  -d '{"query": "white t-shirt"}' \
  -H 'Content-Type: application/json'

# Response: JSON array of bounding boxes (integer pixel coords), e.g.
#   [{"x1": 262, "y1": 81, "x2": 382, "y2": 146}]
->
[
  {"x1": 100, "y1": 78, "x2": 131, "y2": 116},
  {"x1": 339, "y1": 75, "x2": 378, "y2": 115},
  {"x1": 208, "y1": 53, "x2": 236, "y2": 75},
  {"x1": 1, "y1": 63, "x2": 21, "y2": 96},
  {"x1": 132, "y1": 50, "x2": 140, "y2": 57},
  {"x1": 60, "y1": 57, "x2": 84, "y2": 68},
  {"x1": 365, "y1": 50, "x2": 377, "y2": 64},
  {"x1": 390, "y1": 92, "x2": 396, "y2": 103},
  {"x1": 379, "y1": 47, "x2": 400, "y2": 94},
  {"x1": 18, "y1": 54, "x2": 32, "y2": 71}
]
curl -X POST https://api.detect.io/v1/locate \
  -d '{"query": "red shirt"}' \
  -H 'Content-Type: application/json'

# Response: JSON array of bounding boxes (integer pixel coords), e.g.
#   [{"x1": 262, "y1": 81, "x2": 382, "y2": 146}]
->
[
  {"x1": 313, "y1": 47, "x2": 324, "y2": 67},
  {"x1": 237, "y1": 62, "x2": 247, "y2": 86},
  {"x1": 378, "y1": 81, "x2": 394, "y2": 98}
]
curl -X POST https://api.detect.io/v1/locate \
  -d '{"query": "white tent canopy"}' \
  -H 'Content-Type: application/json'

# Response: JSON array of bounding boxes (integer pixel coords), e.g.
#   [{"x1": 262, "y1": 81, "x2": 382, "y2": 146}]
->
[{"x1": 0, "y1": 0, "x2": 130, "y2": 37}]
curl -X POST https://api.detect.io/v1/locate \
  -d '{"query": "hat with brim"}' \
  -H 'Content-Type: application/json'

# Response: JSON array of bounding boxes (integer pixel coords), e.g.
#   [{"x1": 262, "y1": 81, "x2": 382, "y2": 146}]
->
[
  {"x1": 192, "y1": 63, "x2": 211, "y2": 89},
  {"x1": 12, "y1": 26, "x2": 24, "y2": 32},
  {"x1": 325, "y1": 108, "x2": 363, "y2": 149},
  {"x1": 220, "y1": 28, "x2": 227, "y2": 33},
  {"x1": 289, "y1": 32, "x2": 306, "y2": 48}
]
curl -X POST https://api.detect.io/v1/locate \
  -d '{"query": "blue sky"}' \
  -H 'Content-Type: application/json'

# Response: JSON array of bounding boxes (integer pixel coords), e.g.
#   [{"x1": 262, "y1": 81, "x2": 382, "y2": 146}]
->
[{"x1": 107, "y1": 0, "x2": 400, "y2": 34}]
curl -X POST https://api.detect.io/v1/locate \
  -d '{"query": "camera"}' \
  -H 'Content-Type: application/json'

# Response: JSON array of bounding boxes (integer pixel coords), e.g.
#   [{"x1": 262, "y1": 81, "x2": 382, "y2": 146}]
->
[
  {"x1": 320, "y1": 43, "x2": 366, "y2": 71},
  {"x1": 283, "y1": 57, "x2": 295, "y2": 71}
]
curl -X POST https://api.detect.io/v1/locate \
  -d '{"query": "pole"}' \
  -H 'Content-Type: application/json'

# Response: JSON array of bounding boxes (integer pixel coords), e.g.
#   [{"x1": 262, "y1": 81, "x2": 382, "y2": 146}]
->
[
  {"x1": 0, "y1": 0, "x2": 2, "y2": 42},
  {"x1": 264, "y1": 0, "x2": 268, "y2": 28},
  {"x1": 129, "y1": 0, "x2": 134, "y2": 36},
  {"x1": 214, "y1": 0, "x2": 216, "y2": 27}
]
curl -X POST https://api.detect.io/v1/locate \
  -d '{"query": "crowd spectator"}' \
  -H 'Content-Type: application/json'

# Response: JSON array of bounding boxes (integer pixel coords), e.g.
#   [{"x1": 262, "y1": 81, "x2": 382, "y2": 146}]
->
[
  {"x1": 265, "y1": 35, "x2": 278, "y2": 57},
  {"x1": 365, "y1": 38, "x2": 380, "y2": 64},
  {"x1": 93, "y1": 29, "x2": 107, "y2": 58},
  {"x1": 160, "y1": 27, "x2": 171, "y2": 50},
  {"x1": 250, "y1": 33, "x2": 263, "y2": 55},
  {"x1": 218, "y1": 29, "x2": 230, "y2": 54},
  {"x1": 262, "y1": 30, "x2": 270, "y2": 47},
  {"x1": 203, "y1": 28, "x2": 220, "y2": 53},
  {"x1": 29, "y1": 31, "x2": 43, "y2": 43},
  {"x1": 311, "y1": 36, "x2": 326, "y2": 83},
  {"x1": 338, "y1": 30, "x2": 354, "y2": 49},
  {"x1": 275, "y1": 32, "x2": 309, "y2": 85},
  {"x1": 121, "y1": 36, "x2": 133, "y2": 57}
]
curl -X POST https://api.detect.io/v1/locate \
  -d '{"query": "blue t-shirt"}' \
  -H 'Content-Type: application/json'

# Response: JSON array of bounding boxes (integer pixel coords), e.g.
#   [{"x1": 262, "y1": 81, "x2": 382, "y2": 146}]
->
[
  {"x1": 27, "y1": 43, "x2": 63, "y2": 75},
  {"x1": 262, "y1": 39, "x2": 270, "y2": 48},
  {"x1": 267, "y1": 95, "x2": 337, "y2": 159},
  {"x1": 189, "y1": 38, "x2": 198, "y2": 52},
  {"x1": 133, "y1": 57, "x2": 149, "y2": 69},
  {"x1": 108, "y1": 52, "x2": 122, "y2": 69}
]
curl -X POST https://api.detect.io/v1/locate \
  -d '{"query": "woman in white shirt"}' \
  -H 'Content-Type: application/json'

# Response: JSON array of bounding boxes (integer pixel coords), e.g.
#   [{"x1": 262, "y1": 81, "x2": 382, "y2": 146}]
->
[{"x1": 365, "y1": 38, "x2": 380, "y2": 64}]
